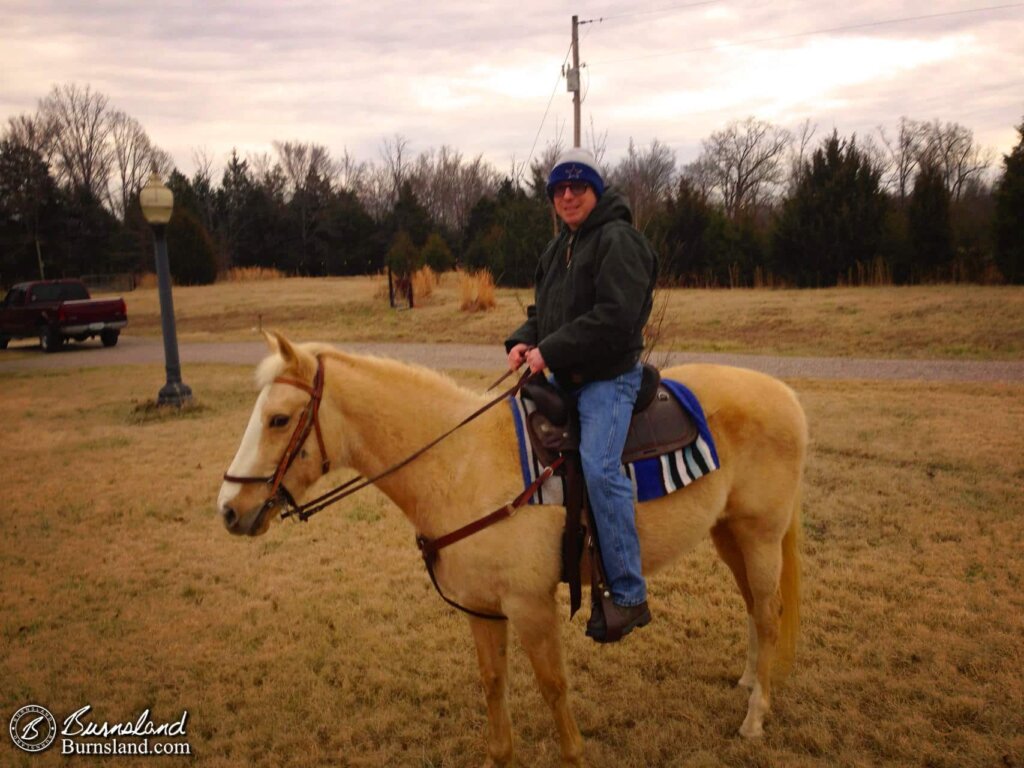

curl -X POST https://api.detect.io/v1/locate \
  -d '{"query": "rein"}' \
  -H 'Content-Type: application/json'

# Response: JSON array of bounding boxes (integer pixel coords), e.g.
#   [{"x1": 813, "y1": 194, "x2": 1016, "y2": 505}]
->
[
  {"x1": 224, "y1": 355, "x2": 544, "y2": 620},
  {"x1": 280, "y1": 365, "x2": 535, "y2": 522}
]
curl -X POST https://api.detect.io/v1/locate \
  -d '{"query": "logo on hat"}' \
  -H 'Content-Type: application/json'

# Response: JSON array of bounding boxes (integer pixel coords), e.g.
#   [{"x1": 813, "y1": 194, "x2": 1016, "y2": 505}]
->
[
  {"x1": 565, "y1": 165, "x2": 584, "y2": 179},
  {"x1": 9, "y1": 704, "x2": 57, "y2": 753}
]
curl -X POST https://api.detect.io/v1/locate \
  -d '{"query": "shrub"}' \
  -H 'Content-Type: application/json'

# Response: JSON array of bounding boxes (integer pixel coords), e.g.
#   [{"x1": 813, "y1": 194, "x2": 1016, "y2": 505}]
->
[
  {"x1": 411, "y1": 266, "x2": 437, "y2": 301},
  {"x1": 458, "y1": 269, "x2": 496, "y2": 312}
]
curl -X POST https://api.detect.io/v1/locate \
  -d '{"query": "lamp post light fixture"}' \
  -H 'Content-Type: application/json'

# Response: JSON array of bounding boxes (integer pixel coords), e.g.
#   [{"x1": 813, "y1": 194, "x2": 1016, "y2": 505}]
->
[{"x1": 140, "y1": 170, "x2": 192, "y2": 407}]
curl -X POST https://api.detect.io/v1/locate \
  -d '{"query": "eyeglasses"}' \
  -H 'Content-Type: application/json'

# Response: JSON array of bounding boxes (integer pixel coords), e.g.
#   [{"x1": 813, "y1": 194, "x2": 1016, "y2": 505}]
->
[{"x1": 552, "y1": 181, "x2": 590, "y2": 198}]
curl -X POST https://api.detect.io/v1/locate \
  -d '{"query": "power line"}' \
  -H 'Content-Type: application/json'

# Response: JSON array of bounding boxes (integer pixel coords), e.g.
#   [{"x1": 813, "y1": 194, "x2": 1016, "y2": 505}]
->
[
  {"x1": 517, "y1": 41, "x2": 574, "y2": 186},
  {"x1": 580, "y1": 0, "x2": 721, "y2": 26},
  {"x1": 592, "y1": 3, "x2": 1024, "y2": 66}
]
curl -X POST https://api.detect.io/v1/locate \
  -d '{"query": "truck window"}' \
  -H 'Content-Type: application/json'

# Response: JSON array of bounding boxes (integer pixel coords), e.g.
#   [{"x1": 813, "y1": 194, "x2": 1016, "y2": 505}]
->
[
  {"x1": 29, "y1": 283, "x2": 89, "y2": 302},
  {"x1": 59, "y1": 283, "x2": 89, "y2": 301},
  {"x1": 4, "y1": 288, "x2": 26, "y2": 307}
]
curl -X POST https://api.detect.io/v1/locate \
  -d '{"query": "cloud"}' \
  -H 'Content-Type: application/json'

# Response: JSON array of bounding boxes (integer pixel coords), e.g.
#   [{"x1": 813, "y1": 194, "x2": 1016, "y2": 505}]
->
[{"x1": 1, "y1": 0, "x2": 1021, "y2": 177}]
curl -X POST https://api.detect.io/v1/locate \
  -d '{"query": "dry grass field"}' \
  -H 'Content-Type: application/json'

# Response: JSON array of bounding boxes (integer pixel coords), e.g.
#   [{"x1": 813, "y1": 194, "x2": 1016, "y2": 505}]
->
[
  {"x1": 1, "y1": 283, "x2": 1023, "y2": 767},
  {"x1": 113, "y1": 276, "x2": 1024, "y2": 360}
]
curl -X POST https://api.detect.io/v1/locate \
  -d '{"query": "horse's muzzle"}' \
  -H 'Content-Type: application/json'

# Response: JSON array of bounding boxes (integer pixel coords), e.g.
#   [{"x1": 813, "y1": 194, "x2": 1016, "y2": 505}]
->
[{"x1": 220, "y1": 500, "x2": 271, "y2": 536}]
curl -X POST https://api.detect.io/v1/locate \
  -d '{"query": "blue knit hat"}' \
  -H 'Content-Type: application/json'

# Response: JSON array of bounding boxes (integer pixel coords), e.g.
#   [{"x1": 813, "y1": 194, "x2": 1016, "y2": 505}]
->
[{"x1": 546, "y1": 148, "x2": 605, "y2": 200}]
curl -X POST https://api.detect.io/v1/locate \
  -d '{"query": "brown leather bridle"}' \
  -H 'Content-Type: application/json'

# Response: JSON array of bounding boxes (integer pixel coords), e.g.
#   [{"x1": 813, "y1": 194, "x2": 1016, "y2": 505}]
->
[
  {"x1": 223, "y1": 355, "x2": 331, "y2": 520},
  {"x1": 222, "y1": 354, "x2": 546, "y2": 620}
]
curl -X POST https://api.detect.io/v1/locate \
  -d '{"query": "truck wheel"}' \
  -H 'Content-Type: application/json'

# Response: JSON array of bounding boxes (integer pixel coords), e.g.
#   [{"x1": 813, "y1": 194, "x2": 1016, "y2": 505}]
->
[
  {"x1": 40, "y1": 327, "x2": 63, "y2": 353},
  {"x1": 100, "y1": 329, "x2": 119, "y2": 347}
]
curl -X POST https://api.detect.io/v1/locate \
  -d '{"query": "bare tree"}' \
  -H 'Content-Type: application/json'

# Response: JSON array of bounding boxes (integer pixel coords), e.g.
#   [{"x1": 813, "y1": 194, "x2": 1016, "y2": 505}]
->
[
  {"x1": 410, "y1": 146, "x2": 499, "y2": 231},
  {"x1": 108, "y1": 110, "x2": 156, "y2": 219},
  {"x1": 248, "y1": 151, "x2": 278, "y2": 183},
  {"x1": 380, "y1": 133, "x2": 411, "y2": 204},
  {"x1": 191, "y1": 146, "x2": 215, "y2": 182},
  {"x1": 786, "y1": 119, "x2": 817, "y2": 195},
  {"x1": 586, "y1": 116, "x2": 608, "y2": 168},
  {"x1": 696, "y1": 117, "x2": 792, "y2": 218},
  {"x1": 273, "y1": 141, "x2": 334, "y2": 199},
  {"x1": 680, "y1": 156, "x2": 716, "y2": 203},
  {"x1": 359, "y1": 162, "x2": 394, "y2": 222},
  {"x1": 39, "y1": 83, "x2": 114, "y2": 199},
  {"x1": 189, "y1": 146, "x2": 217, "y2": 231},
  {"x1": 609, "y1": 138, "x2": 676, "y2": 232},
  {"x1": 878, "y1": 117, "x2": 928, "y2": 201},
  {"x1": 923, "y1": 120, "x2": 993, "y2": 201},
  {"x1": 528, "y1": 138, "x2": 567, "y2": 202},
  {"x1": 336, "y1": 147, "x2": 368, "y2": 194},
  {"x1": 4, "y1": 113, "x2": 57, "y2": 164}
]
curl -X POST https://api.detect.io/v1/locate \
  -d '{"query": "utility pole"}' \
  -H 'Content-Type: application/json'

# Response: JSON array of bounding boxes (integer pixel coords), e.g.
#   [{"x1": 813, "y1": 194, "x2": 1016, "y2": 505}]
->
[{"x1": 569, "y1": 15, "x2": 581, "y2": 148}]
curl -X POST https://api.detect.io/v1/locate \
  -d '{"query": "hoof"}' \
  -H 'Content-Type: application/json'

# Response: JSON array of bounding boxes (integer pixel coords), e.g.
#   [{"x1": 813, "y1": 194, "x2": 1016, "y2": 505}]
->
[{"x1": 739, "y1": 720, "x2": 764, "y2": 739}]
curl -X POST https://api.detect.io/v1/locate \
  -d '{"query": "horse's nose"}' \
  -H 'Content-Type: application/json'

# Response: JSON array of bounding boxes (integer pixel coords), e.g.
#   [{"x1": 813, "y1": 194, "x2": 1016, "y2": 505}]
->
[{"x1": 221, "y1": 504, "x2": 239, "y2": 530}]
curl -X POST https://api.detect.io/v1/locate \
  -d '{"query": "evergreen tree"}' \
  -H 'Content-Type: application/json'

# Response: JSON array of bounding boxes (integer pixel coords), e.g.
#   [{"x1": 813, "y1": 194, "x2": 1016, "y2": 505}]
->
[
  {"x1": 993, "y1": 119, "x2": 1024, "y2": 283},
  {"x1": 772, "y1": 132, "x2": 887, "y2": 286},
  {"x1": 167, "y1": 206, "x2": 218, "y2": 285},
  {"x1": 463, "y1": 179, "x2": 549, "y2": 286},
  {"x1": 318, "y1": 189, "x2": 378, "y2": 275},
  {"x1": 388, "y1": 181, "x2": 432, "y2": 247},
  {"x1": 658, "y1": 177, "x2": 720, "y2": 285},
  {"x1": 908, "y1": 162, "x2": 954, "y2": 279},
  {"x1": 421, "y1": 231, "x2": 454, "y2": 272},
  {"x1": 386, "y1": 230, "x2": 421, "y2": 276},
  {"x1": 63, "y1": 186, "x2": 120, "y2": 277},
  {"x1": 0, "y1": 139, "x2": 65, "y2": 281}
]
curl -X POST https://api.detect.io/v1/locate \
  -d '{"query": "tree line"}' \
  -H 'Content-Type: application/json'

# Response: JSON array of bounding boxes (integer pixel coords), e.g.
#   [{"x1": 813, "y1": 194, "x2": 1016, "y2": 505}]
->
[{"x1": 1, "y1": 83, "x2": 1022, "y2": 288}]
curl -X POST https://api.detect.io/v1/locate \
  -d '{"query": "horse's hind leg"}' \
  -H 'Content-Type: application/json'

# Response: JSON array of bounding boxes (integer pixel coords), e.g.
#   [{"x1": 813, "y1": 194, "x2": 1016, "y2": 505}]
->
[
  {"x1": 469, "y1": 616, "x2": 514, "y2": 767},
  {"x1": 507, "y1": 595, "x2": 584, "y2": 767},
  {"x1": 711, "y1": 522, "x2": 758, "y2": 689},
  {"x1": 730, "y1": 522, "x2": 785, "y2": 739}
]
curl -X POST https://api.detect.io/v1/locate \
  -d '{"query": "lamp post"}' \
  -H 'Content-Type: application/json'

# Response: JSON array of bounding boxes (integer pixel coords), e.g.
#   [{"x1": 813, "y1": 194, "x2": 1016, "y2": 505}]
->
[{"x1": 140, "y1": 171, "x2": 192, "y2": 407}]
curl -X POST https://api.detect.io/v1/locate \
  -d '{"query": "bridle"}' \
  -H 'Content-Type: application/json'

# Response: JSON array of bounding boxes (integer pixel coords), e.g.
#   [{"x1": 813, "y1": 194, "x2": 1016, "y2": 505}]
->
[
  {"x1": 222, "y1": 353, "x2": 547, "y2": 621},
  {"x1": 222, "y1": 354, "x2": 536, "y2": 524},
  {"x1": 222, "y1": 355, "x2": 331, "y2": 522}
]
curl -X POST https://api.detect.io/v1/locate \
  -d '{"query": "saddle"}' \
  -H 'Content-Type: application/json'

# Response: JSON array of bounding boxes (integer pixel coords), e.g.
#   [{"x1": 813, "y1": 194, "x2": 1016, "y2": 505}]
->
[
  {"x1": 522, "y1": 364, "x2": 698, "y2": 469},
  {"x1": 520, "y1": 364, "x2": 699, "y2": 638}
]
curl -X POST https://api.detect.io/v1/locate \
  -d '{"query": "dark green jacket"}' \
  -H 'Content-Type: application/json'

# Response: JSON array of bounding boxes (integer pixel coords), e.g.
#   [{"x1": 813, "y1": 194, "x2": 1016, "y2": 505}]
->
[{"x1": 505, "y1": 188, "x2": 658, "y2": 388}]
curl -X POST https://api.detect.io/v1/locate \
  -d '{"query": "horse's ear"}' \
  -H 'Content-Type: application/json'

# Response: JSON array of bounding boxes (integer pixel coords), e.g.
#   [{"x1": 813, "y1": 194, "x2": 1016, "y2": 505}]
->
[{"x1": 263, "y1": 330, "x2": 299, "y2": 366}]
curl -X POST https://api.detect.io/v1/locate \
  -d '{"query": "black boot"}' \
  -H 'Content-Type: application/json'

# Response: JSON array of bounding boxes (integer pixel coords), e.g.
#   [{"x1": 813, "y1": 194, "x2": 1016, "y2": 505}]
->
[{"x1": 586, "y1": 599, "x2": 651, "y2": 643}]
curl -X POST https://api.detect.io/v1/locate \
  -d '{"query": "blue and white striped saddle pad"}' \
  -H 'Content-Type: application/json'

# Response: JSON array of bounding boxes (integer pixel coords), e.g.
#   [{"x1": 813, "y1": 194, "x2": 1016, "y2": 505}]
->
[{"x1": 507, "y1": 379, "x2": 720, "y2": 505}]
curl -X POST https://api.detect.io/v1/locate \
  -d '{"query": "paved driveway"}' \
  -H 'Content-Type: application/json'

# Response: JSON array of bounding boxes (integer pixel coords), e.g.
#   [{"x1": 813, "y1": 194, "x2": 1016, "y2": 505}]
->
[{"x1": 2, "y1": 335, "x2": 1022, "y2": 382}]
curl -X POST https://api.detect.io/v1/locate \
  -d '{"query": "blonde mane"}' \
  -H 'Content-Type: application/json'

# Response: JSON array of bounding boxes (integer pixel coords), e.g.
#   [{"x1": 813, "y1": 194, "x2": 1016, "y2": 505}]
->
[{"x1": 254, "y1": 341, "x2": 486, "y2": 406}]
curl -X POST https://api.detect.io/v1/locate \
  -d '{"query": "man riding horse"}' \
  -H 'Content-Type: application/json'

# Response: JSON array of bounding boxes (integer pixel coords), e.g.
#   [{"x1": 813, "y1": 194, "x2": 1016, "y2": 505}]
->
[{"x1": 505, "y1": 148, "x2": 659, "y2": 643}]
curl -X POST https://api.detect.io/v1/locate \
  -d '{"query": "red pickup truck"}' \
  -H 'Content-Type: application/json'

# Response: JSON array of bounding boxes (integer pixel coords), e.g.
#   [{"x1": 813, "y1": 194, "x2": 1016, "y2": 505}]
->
[{"x1": 0, "y1": 279, "x2": 128, "y2": 352}]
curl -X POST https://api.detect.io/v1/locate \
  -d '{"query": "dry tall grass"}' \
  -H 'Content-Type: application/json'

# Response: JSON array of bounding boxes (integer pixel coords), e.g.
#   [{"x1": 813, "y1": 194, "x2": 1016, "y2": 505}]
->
[
  {"x1": 411, "y1": 266, "x2": 438, "y2": 302},
  {"x1": 458, "y1": 269, "x2": 496, "y2": 312},
  {"x1": 221, "y1": 266, "x2": 286, "y2": 282},
  {"x1": 1, "y1": 360, "x2": 1022, "y2": 767}
]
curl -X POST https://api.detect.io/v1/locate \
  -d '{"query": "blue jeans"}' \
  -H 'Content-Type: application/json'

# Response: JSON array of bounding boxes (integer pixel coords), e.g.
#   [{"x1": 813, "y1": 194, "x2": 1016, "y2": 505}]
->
[{"x1": 575, "y1": 364, "x2": 646, "y2": 607}]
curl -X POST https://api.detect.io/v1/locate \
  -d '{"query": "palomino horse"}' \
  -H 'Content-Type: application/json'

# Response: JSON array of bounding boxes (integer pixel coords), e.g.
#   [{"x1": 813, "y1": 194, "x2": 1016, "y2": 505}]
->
[{"x1": 218, "y1": 333, "x2": 807, "y2": 766}]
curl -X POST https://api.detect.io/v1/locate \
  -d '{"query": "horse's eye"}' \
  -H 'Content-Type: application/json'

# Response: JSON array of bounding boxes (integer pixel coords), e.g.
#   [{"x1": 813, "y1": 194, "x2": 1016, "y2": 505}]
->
[{"x1": 269, "y1": 414, "x2": 290, "y2": 429}]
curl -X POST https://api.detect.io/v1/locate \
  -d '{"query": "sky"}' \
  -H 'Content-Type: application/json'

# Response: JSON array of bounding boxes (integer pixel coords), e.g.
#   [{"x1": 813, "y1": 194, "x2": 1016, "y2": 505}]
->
[{"x1": 1, "y1": 0, "x2": 1022, "y2": 180}]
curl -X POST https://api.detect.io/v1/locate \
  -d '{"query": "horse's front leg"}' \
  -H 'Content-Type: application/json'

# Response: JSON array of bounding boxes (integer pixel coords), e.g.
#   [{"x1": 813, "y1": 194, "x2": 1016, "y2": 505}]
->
[
  {"x1": 507, "y1": 595, "x2": 585, "y2": 767},
  {"x1": 469, "y1": 616, "x2": 514, "y2": 767}
]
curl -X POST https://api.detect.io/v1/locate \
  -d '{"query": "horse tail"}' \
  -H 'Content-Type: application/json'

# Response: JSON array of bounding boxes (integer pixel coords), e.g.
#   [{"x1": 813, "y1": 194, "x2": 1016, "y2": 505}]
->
[{"x1": 775, "y1": 484, "x2": 802, "y2": 679}]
